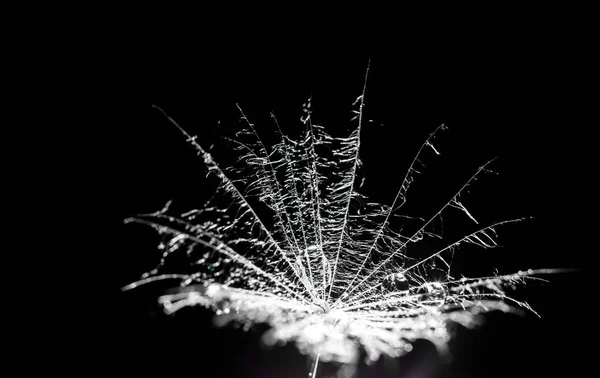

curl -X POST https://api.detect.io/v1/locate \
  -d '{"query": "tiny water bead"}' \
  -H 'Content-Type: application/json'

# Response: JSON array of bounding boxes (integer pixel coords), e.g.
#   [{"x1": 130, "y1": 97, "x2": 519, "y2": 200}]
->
[
  {"x1": 420, "y1": 282, "x2": 446, "y2": 295},
  {"x1": 381, "y1": 272, "x2": 410, "y2": 294},
  {"x1": 416, "y1": 282, "x2": 447, "y2": 307}
]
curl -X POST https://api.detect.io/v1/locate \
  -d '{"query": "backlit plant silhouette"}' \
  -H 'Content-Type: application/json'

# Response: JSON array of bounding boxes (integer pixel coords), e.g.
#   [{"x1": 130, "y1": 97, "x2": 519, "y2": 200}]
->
[{"x1": 124, "y1": 65, "x2": 553, "y2": 377}]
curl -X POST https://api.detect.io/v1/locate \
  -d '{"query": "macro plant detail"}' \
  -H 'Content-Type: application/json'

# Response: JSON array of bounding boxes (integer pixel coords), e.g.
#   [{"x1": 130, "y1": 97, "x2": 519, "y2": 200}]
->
[{"x1": 124, "y1": 66, "x2": 552, "y2": 377}]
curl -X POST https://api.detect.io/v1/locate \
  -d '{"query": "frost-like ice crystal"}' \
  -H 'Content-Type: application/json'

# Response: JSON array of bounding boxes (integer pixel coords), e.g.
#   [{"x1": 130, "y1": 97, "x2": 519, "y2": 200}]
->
[{"x1": 124, "y1": 66, "x2": 554, "y2": 377}]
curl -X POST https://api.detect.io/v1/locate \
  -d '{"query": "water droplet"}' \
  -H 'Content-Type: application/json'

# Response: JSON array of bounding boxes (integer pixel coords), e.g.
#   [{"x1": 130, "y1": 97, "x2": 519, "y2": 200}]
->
[
  {"x1": 381, "y1": 273, "x2": 409, "y2": 293},
  {"x1": 418, "y1": 282, "x2": 447, "y2": 306},
  {"x1": 426, "y1": 282, "x2": 446, "y2": 295}
]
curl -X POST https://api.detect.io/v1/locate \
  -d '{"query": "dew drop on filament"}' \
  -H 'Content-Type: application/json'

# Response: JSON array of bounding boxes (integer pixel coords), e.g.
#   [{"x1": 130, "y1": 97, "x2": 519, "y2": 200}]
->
[{"x1": 381, "y1": 272, "x2": 410, "y2": 294}]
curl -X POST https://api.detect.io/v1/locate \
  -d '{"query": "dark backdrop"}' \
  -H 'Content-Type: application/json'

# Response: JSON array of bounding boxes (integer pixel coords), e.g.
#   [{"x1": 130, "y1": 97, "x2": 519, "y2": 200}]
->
[{"x1": 104, "y1": 25, "x2": 594, "y2": 378}]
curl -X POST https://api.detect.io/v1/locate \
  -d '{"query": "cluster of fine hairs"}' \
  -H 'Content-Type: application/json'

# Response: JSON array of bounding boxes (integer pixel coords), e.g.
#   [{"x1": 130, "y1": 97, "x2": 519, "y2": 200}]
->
[{"x1": 124, "y1": 66, "x2": 554, "y2": 377}]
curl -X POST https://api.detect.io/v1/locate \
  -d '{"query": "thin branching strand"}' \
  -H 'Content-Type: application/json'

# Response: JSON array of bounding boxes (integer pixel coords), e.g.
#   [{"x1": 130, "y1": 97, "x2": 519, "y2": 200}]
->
[
  {"x1": 148, "y1": 106, "x2": 315, "y2": 301},
  {"x1": 235, "y1": 106, "x2": 323, "y2": 301},
  {"x1": 271, "y1": 113, "x2": 322, "y2": 298},
  {"x1": 223, "y1": 136, "x2": 317, "y2": 300},
  {"x1": 328, "y1": 61, "x2": 370, "y2": 302},
  {"x1": 124, "y1": 216, "x2": 311, "y2": 304},
  {"x1": 336, "y1": 159, "x2": 499, "y2": 307},
  {"x1": 334, "y1": 123, "x2": 447, "y2": 305},
  {"x1": 302, "y1": 99, "x2": 333, "y2": 301}
]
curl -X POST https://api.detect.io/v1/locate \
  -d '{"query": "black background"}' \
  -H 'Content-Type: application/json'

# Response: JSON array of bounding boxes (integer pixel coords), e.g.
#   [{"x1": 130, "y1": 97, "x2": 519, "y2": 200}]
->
[{"x1": 99, "y1": 16, "x2": 595, "y2": 378}]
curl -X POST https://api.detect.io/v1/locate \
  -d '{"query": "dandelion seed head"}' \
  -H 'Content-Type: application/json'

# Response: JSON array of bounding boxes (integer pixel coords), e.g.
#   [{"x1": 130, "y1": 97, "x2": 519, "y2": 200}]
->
[{"x1": 126, "y1": 71, "x2": 550, "y2": 377}]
